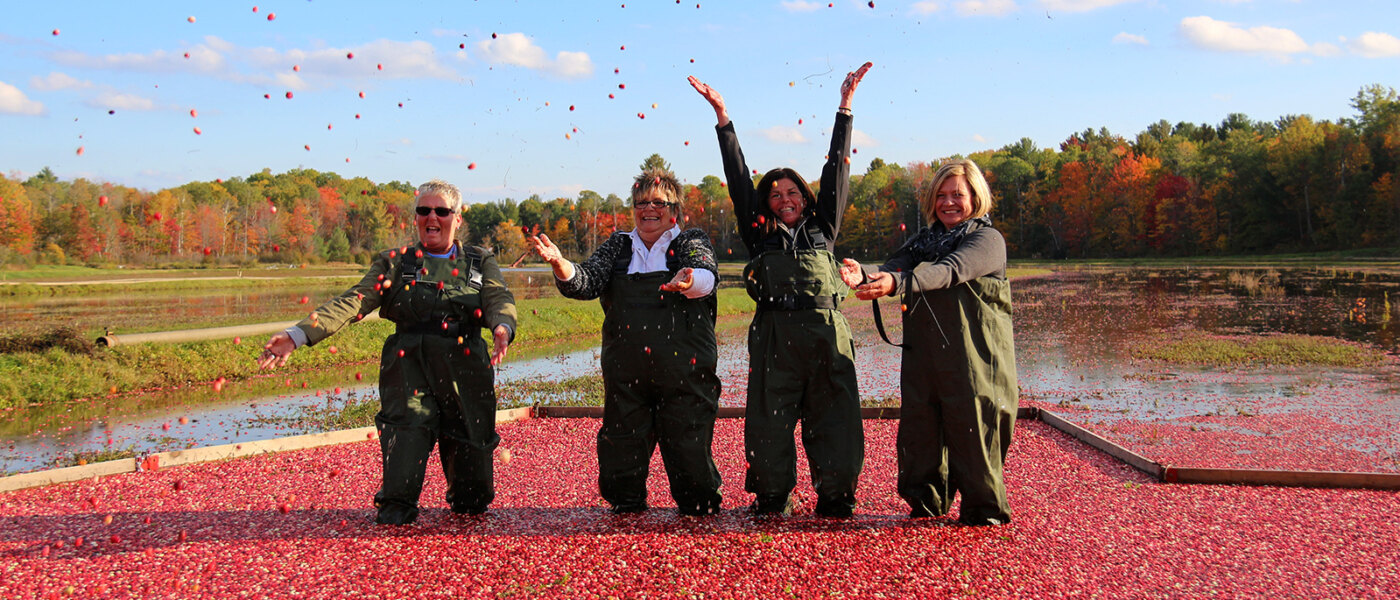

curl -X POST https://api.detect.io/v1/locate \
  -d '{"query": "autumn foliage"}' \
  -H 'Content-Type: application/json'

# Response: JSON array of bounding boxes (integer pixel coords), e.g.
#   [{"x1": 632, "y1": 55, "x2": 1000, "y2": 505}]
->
[{"x1": 3, "y1": 85, "x2": 1398, "y2": 266}]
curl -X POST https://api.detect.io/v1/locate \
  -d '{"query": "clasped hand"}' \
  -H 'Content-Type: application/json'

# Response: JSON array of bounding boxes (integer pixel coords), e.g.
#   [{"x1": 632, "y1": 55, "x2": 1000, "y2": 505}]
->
[{"x1": 839, "y1": 258, "x2": 894, "y2": 301}]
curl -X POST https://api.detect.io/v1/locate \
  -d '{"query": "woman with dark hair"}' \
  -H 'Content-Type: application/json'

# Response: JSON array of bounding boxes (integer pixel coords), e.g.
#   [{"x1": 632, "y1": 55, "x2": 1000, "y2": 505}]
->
[
  {"x1": 840, "y1": 159, "x2": 1018, "y2": 526},
  {"x1": 530, "y1": 167, "x2": 724, "y2": 517},
  {"x1": 689, "y1": 62, "x2": 871, "y2": 518}
]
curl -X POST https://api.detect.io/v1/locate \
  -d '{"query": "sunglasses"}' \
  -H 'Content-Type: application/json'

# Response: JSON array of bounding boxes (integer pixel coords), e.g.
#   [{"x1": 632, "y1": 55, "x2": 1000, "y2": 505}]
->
[
  {"x1": 415, "y1": 206, "x2": 456, "y2": 217},
  {"x1": 633, "y1": 200, "x2": 676, "y2": 209}
]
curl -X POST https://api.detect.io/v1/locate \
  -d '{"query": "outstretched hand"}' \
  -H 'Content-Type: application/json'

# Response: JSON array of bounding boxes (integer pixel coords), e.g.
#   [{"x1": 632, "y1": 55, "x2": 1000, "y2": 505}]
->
[
  {"x1": 840, "y1": 62, "x2": 873, "y2": 109},
  {"x1": 855, "y1": 271, "x2": 896, "y2": 301},
  {"x1": 660, "y1": 267, "x2": 695, "y2": 293},
  {"x1": 839, "y1": 258, "x2": 865, "y2": 290},
  {"x1": 530, "y1": 233, "x2": 574, "y2": 280},
  {"x1": 257, "y1": 332, "x2": 295, "y2": 370},
  {"x1": 688, "y1": 76, "x2": 729, "y2": 127}
]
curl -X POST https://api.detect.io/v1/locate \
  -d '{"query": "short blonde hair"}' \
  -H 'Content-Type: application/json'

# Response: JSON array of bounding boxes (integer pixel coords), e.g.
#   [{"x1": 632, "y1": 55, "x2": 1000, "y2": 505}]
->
[
  {"x1": 921, "y1": 159, "x2": 993, "y2": 226},
  {"x1": 415, "y1": 179, "x2": 463, "y2": 212}
]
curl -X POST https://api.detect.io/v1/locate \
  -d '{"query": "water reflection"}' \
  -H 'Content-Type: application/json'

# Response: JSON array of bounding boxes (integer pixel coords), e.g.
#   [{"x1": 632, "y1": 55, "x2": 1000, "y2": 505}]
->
[{"x1": 3, "y1": 266, "x2": 1398, "y2": 475}]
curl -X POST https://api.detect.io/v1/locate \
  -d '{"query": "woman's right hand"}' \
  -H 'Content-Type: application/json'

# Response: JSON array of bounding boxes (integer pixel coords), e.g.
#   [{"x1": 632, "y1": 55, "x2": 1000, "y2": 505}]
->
[
  {"x1": 688, "y1": 76, "x2": 730, "y2": 128},
  {"x1": 531, "y1": 234, "x2": 574, "y2": 280},
  {"x1": 855, "y1": 271, "x2": 896, "y2": 301},
  {"x1": 257, "y1": 332, "x2": 295, "y2": 369}
]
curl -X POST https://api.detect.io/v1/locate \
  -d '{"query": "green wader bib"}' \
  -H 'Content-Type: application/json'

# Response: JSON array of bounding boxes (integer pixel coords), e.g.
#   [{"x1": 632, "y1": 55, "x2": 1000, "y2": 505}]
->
[
  {"x1": 743, "y1": 249, "x2": 863, "y2": 512},
  {"x1": 898, "y1": 277, "x2": 1017, "y2": 524},
  {"x1": 374, "y1": 251, "x2": 499, "y2": 521},
  {"x1": 598, "y1": 270, "x2": 723, "y2": 513}
]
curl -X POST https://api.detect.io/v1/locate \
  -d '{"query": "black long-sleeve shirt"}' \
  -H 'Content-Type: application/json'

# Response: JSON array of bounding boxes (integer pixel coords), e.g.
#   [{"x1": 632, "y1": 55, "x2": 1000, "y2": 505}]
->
[{"x1": 715, "y1": 111, "x2": 853, "y2": 256}]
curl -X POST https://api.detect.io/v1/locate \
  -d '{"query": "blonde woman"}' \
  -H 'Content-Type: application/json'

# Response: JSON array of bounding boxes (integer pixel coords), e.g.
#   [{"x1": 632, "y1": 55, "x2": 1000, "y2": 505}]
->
[{"x1": 841, "y1": 159, "x2": 1018, "y2": 526}]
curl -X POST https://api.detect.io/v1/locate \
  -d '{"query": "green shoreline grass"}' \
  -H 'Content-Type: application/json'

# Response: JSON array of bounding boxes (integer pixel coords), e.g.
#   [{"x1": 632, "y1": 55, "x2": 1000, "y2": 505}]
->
[
  {"x1": 1131, "y1": 332, "x2": 1390, "y2": 368},
  {"x1": 0, "y1": 289, "x2": 759, "y2": 410}
]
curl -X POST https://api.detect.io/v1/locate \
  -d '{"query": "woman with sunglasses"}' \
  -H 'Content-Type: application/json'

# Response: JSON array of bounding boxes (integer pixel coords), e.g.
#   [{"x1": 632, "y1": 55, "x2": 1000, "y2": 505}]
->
[
  {"x1": 258, "y1": 179, "x2": 517, "y2": 525},
  {"x1": 688, "y1": 62, "x2": 871, "y2": 518},
  {"x1": 529, "y1": 167, "x2": 724, "y2": 517}
]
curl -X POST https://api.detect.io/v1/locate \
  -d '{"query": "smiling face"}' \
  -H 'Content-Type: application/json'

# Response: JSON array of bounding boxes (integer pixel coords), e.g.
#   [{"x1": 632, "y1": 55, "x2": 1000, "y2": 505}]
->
[
  {"x1": 767, "y1": 178, "x2": 806, "y2": 227},
  {"x1": 933, "y1": 174, "x2": 974, "y2": 229},
  {"x1": 415, "y1": 192, "x2": 461, "y2": 253},
  {"x1": 632, "y1": 187, "x2": 677, "y2": 246}
]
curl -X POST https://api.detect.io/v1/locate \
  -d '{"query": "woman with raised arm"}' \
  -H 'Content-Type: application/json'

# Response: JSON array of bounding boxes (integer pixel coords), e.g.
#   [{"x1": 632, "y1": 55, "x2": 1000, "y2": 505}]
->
[
  {"x1": 839, "y1": 159, "x2": 1018, "y2": 526},
  {"x1": 688, "y1": 62, "x2": 871, "y2": 518},
  {"x1": 258, "y1": 179, "x2": 517, "y2": 526},
  {"x1": 530, "y1": 167, "x2": 724, "y2": 517}
]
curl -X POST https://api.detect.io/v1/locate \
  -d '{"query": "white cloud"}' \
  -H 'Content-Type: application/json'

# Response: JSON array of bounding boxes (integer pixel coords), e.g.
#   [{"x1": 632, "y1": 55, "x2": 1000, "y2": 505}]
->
[
  {"x1": 756, "y1": 125, "x2": 808, "y2": 144},
  {"x1": 1348, "y1": 31, "x2": 1400, "y2": 58},
  {"x1": 47, "y1": 36, "x2": 459, "y2": 89},
  {"x1": 910, "y1": 1, "x2": 941, "y2": 15},
  {"x1": 955, "y1": 0, "x2": 1018, "y2": 17},
  {"x1": 780, "y1": 1, "x2": 823, "y2": 12},
  {"x1": 475, "y1": 33, "x2": 593, "y2": 79},
  {"x1": 1311, "y1": 42, "x2": 1342, "y2": 57},
  {"x1": 1113, "y1": 32, "x2": 1149, "y2": 45},
  {"x1": 0, "y1": 81, "x2": 45, "y2": 115},
  {"x1": 1041, "y1": 0, "x2": 1136, "y2": 12},
  {"x1": 972, "y1": 133, "x2": 988, "y2": 143},
  {"x1": 87, "y1": 90, "x2": 157, "y2": 111},
  {"x1": 1179, "y1": 16, "x2": 1308, "y2": 56},
  {"x1": 31, "y1": 72, "x2": 92, "y2": 91},
  {"x1": 852, "y1": 128, "x2": 877, "y2": 149}
]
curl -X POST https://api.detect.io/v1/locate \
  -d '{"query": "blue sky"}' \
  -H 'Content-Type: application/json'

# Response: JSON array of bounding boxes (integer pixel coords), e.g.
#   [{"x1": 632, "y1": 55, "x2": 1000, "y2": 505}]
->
[{"x1": 2, "y1": 1, "x2": 1397, "y2": 204}]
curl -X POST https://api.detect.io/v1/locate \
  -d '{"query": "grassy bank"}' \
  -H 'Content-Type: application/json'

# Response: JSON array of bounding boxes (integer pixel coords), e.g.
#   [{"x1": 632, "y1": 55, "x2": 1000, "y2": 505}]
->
[
  {"x1": 0, "y1": 289, "x2": 758, "y2": 409},
  {"x1": 1131, "y1": 332, "x2": 1390, "y2": 368}
]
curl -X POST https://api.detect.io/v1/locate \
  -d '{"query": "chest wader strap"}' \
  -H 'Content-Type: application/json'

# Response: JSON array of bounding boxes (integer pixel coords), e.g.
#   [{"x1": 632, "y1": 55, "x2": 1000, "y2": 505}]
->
[
  {"x1": 871, "y1": 298, "x2": 904, "y2": 347},
  {"x1": 871, "y1": 270, "x2": 907, "y2": 348},
  {"x1": 756, "y1": 294, "x2": 839, "y2": 311},
  {"x1": 461, "y1": 248, "x2": 484, "y2": 290},
  {"x1": 398, "y1": 248, "x2": 422, "y2": 287}
]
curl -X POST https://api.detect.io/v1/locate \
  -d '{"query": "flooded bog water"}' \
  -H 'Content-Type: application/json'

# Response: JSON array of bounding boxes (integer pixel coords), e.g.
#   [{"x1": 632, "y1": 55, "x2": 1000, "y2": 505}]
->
[{"x1": 4, "y1": 266, "x2": 1399, "y2": 475}]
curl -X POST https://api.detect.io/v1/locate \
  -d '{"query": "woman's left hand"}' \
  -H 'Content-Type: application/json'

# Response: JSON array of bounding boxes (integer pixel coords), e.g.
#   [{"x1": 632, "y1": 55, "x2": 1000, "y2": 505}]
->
[
  {"x1": 660, "y1": 267, "x2": 695, "y2": 293},
  {"x1": 855, "y1": 271, "x2": 895, "y2": 300},
  {"x1": 840, "y1": 62, "x2": 872, "y2": 109},
  {"x1": 491, "y1": 325, "x2": 510, "y2": 366}
]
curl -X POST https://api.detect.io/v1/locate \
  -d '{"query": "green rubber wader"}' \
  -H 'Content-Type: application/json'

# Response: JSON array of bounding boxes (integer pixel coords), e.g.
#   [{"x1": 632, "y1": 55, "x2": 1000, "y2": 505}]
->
[
  {"x1": 597, "y1": 270, "x2": 723, "y2": 512},
  {"x1": 375, "y1": 253, "x2": 500, "y2": 518},
  {"x1": 898, "y1": 277, "x2": 1017, "y2": 523},
  {"x1": 742, "y1": 249, "x2": 863, "y2": 509}
]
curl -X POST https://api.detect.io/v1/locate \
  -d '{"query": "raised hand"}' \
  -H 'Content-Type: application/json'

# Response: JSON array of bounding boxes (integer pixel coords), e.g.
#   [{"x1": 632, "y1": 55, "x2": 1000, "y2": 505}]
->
[
  {"x1": 660, "y1": 267, "x2": 695, "y2": 293},
  {"x1": 840, "y1": 61, "x2": 873, "y2": 110},
  {"x1": 531, "y1": 233, "x2": 575, "y2": 280},
  {"x1": 688, "y1": 76, "x2": 730, "y2": 127},
  {"x1": 855, "y1": 270, "x2": 895, "y2": 301},
  {"x1": 839, "y1": 258, "x2": 865, "y2": 289},
  {"x1": 257, "y1": 332, "x2": 295, "y2": 369}
]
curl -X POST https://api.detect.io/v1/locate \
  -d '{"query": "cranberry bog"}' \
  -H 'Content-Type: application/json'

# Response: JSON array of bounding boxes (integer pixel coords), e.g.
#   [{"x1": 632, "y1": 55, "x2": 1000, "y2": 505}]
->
[
  {"x1": 3, "y1": 416, "x2": 1397, "y2": 599},
  {"x1": 4, "y1": 266, "x2": 1400, "y2": 597}
]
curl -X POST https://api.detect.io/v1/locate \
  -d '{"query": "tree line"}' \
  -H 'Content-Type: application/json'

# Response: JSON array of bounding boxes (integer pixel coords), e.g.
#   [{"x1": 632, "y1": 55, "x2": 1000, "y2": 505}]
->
[{"x1": 2, "y1": 84, "x2": 1396, "y2": 267}]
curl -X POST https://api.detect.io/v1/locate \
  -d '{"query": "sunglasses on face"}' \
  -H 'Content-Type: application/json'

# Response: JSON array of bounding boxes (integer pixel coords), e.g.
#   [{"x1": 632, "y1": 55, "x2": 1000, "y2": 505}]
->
[
  {"x1": 633, "y1": 200, "x2": 676, "y2": 209},
  {"x1": 415, "y1": 206, "x2": 455, "y2": 217}
]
